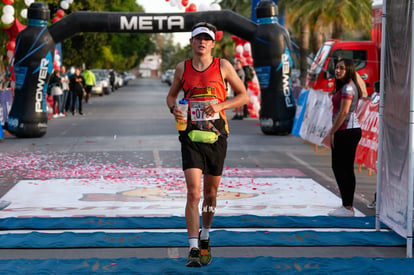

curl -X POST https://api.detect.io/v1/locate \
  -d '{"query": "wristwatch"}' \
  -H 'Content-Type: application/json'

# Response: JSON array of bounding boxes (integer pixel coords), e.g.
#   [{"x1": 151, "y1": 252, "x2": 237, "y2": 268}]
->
[{"x1": 169, "y1": 105, "x2": 176, "y2": 114}]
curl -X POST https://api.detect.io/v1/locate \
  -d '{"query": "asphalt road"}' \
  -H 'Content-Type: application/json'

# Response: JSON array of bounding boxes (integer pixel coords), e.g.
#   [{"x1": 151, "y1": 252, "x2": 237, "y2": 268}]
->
[{"x1": 0, "y1": 77, "x2": 377, "y2": 213}]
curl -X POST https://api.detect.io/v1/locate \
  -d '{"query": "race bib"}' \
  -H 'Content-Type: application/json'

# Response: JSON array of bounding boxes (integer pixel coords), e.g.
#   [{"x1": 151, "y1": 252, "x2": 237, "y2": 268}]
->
[{"x1": 190, "y1": 99, "x2": 219, "y2": 121}]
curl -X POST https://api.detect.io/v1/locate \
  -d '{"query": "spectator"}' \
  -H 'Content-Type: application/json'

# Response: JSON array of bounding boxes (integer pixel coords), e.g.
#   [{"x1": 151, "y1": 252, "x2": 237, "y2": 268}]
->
[
  {"x1": 82, "y1": 67, "x2": 96, "y2": 103},
  {"x1": 48, "y1": 69, "x2": 64, "y2": 118},
  {"x1": 69, "y1": 68, "x2": 85, "y2": 116},
  {"x1": 232, "y1": 59, "x2": 245, "y2": 120},
  {"x1": 61, "y1": 66, "x2": 71, "y2": 115},
  {"x1": 109, "y1": 70, "x2": 116, "y2": 93},
  {"x1": 323, "y1": 59, "x2": 363, "y2": 217}
]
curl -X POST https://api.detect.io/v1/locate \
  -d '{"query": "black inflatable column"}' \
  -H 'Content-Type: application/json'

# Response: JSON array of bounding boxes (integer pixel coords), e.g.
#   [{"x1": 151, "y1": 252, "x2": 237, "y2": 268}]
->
[
  {"x1": 251, "y1": 0, "x2": 296, "y2": 135},
  {"x1": 7, "y1": 3, "x2": 55, "y2": 138}
]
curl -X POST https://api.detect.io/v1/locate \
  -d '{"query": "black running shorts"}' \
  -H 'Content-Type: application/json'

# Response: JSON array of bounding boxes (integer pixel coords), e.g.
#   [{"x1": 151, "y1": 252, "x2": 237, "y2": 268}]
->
[{"x1": 179, "y1": 133, "x2": 227, "y2": 176}]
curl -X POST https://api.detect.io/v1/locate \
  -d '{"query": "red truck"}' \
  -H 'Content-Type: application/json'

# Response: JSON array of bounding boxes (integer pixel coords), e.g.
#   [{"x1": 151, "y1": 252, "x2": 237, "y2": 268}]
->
[{"x1": 306, "y1": 2, "x2": 382, "y2": 96}]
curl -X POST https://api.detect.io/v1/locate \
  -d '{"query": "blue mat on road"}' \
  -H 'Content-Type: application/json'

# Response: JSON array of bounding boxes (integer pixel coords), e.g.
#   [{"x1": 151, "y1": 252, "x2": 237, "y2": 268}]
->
[
  {"x1": 0, "y1": 215, "x2": 385, "y2": 230},
  {"x1": 0, "y1": 230, "x2": 405, "y2": 248},
  {"x1": 0, "y1": 257, "x2": 413, "y2": 274}
]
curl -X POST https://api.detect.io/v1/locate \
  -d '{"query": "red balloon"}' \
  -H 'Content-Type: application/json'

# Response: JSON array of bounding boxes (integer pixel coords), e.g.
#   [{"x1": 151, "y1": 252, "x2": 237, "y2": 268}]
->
[
  {"x1": 181, "y1": 0, "x2": 189, "y2": 7},
  {"x1": 187, "y1": 3, "x2": 197, "y2": 12},
  {"x1": 6, "y1": 39, "x2": 15, "y2": 51},
  {"x1": 52, "y1": 16, "x2": 60, "y2": 23},
  {"x1": 3, "y1": 17, "x2": 26, "y2": 40},
  {"x1": 3, "y1": 0, "x2": 14, "y2": 4},
  {"x1": 248, "y1": 82, "x2": 257, "y2": 91},
  {"x1": 245, "y1": 56, "x2": 253, "y2": 66},
  {"x1": 215, "y1": 30, "x2": 223, "y2": 41},
  {"x1": 56, "y1": 9, "x2": 65, "y2": 18}
]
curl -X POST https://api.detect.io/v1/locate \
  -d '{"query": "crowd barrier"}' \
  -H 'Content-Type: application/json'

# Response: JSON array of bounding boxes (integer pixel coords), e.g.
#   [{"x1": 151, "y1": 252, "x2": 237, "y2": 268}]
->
[{"x1": 293, "y1": 89, "x2": 379, "y2": 174}]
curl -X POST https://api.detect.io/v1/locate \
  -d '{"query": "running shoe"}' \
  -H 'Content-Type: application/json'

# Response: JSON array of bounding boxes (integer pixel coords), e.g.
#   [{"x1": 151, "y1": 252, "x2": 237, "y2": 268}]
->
[
  {"x1": 367, "y1": 199, "x2": 376, "y2": 209},
  {"x1": 186, "y1": 247, "x2": 202, "y2": 267},
  {"x1": 199, "y1": 232, "x2": 212, "y2": 265},
  {"x1": 328, "y1": 206, "x2": 354, "y2": 217}
]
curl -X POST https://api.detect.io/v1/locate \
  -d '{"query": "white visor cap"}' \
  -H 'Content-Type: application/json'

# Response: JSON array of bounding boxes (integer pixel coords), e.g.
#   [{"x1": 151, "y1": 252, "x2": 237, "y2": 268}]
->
[{"x1": 191, "y1": 26, "x2": 215, "y2": 40}]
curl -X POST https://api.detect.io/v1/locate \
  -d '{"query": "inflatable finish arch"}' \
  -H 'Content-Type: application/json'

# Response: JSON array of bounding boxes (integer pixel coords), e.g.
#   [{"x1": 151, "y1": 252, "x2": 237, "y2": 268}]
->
[{"x1": 7, "y1": 1, "x2": 295, "y2": 138}]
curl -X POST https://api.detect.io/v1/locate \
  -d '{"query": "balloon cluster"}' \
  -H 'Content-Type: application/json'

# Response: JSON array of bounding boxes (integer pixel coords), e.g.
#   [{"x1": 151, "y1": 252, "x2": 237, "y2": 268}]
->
[
  {"x1": 53, "y1": 0, "x2": 75, "y2": 22},
  {"x1": 164, "y1": 0, "x2": 223, "y2": 41},
  {"x1": 1, "y1": 0, "x2": 33, "y2": 25},
  {"x1": 165, "y1": 0, "x2": 220, "y2": 12},
  {"x1": 232, "y1": 36, "x2": 261, "y2": 118}
]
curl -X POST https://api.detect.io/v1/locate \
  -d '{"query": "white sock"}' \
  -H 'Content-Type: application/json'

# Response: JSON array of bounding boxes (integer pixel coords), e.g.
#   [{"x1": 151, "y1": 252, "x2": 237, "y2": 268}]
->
[
  {"x1": 189, "y1": 237, "x2": 198, "y2": 250},
  {"x1": 200, "y1": 226, "x2": 210, "y2": 240}
]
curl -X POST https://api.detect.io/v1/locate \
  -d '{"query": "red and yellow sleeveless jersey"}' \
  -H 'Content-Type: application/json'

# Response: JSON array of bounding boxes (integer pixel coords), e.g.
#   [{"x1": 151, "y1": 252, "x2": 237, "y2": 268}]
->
[{"x1": 181, "y1": 57, "x2": 229, "y2": 134}]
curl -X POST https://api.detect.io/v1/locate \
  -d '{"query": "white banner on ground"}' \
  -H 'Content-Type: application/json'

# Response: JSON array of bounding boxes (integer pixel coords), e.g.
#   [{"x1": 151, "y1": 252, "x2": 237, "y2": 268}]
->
[{"x1": 0, "y1": 175, "x2": 364, "y2": 218}]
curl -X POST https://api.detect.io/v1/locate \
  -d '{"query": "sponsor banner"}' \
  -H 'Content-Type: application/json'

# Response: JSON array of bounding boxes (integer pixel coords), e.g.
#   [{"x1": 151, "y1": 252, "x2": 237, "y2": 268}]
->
[
  {"x1": 355, "y1": 94, "x2": 380, "y2": 172},
  {"x1": 294, "y1": 89, "x2": 379, "y2": 172},
  {"x1": 292, "y1": 89, "x2": 309, "y2": 137},
  {"x1": 299, "y1": 89, "x2": 332, "y2": 145},
  {"x1": 0, "y1": 176, "x2": 363, "y2": 218}
]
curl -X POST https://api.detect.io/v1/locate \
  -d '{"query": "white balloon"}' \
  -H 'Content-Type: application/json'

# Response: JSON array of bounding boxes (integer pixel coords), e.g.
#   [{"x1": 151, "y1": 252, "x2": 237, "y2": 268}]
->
[
  {"x1": 21, "y1": 9, "x2": 28, "y2": 19},
  {"x1": 1, "y1": 14, "x2": 14, "y2": 25},
  {"x1": 243, "y1": 43, "x2": 251, "y2": 53},
  {"x1": 170, "y1": 0, "x2": 176, "y2": 7},
  {"x1": 209, "y1": 3, "x2": 221, "y2": 11},
  {"x1": 177, "y1": 1, "x2": 184, "y2": 10},
  {"x1": 3, "y1": 5, "x2": 15, "y2": 16},
  {"x1": 198, "y1": 3, "x2": 209, "y2": 11},
  {"x1": 24, "y1": 0, "x2": 35, "y2": 7},
  {"x1": 60, "y1": 1, "x2": 70, "y2": 10},
  {"x1": 236, "y1": 45, "x2": 244, "y2": 54}
]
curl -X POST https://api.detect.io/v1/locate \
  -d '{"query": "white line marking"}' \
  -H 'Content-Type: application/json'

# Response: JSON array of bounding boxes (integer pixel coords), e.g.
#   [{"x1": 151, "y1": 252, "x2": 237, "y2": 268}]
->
[
  {"x1": 286, "y1": 152, "x2": 335, "y2": 183},
  {"x1": 168, "y1": 247, "x2": 180, "y2": 258},
  {"x1": 153, "y1": 150, "x2": 161, "y2": 168}
]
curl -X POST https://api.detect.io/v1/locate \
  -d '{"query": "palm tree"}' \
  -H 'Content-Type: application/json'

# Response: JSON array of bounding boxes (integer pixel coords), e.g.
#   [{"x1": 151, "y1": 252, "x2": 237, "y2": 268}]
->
[{"x1": 279, "y1": 0, "x2": 372, "y2": 84}]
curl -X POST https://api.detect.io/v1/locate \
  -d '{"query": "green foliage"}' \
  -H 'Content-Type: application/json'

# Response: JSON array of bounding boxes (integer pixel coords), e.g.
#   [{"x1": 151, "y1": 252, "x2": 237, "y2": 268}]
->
[
  {"x1": 0, "y1": 0, "x2": 154, "y2": 72},
  {"x1": 215, "y1": 0, "x2": 251, "y2": 18},
  {"x1": 159, "y1": 33, "x2": 191, "y2": 72},
  {"x1": 279, "y1": 0, "x2": 372, "y2": 43}
]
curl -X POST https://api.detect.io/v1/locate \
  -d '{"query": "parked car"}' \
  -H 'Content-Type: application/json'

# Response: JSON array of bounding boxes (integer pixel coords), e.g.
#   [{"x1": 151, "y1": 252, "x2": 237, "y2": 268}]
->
[
  {"x1": 116, "y1": 72, "x2": 124, "y2": 89},
  {"x1": 122, "y1": 72, "x2": 136, "y2": 85},
  {"x1": 161, "y1": 69, "x2": 175, "y2": 86},
  {"x1": 92, "y1": 75, "x2": 110, "y2": 96},
  {"x1": 91, "y1": 69, "x2": 111, "y2": 95}
]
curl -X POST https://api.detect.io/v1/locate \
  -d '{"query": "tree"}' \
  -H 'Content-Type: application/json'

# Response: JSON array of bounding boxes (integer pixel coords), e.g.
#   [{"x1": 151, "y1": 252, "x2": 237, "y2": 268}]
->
[
  {"x1": 210, "y1": 0, "x2": 252, "y2": 61},
  {"x1": 279, "y1": 0, "x2": 372, "y2": 84},
  {"x1": 57, "y1": 0, "x2": 153, "y2": 71},
  {"x1": 0, "y1": 0, "x2": 154, "y2": 72}
]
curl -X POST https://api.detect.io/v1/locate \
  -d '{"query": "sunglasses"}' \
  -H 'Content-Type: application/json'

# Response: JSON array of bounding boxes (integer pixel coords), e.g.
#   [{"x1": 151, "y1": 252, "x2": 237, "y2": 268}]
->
[{"x1": 192, "y1": 22, "x2": 217, "y2": 33}]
